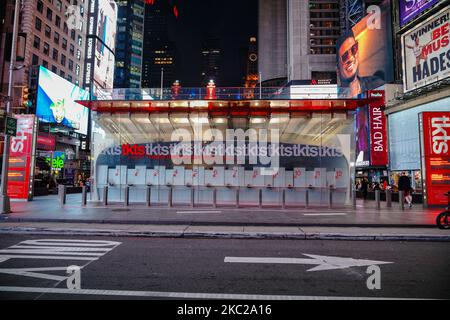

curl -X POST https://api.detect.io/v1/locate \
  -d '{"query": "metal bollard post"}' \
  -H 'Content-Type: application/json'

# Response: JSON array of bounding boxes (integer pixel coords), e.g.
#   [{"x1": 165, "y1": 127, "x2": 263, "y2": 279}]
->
[
  {"x1": 259, "y1": 189, "x2": 263, "y2": 208},
  {"x1": 375, "y1": 189, "x2": 380, "y2": 210},
  {"x1": 103, "y1": 186, "x2": 108, "y2": 206},
  {"x1": 168, "y1": 187, "x2": 173, "y2": 208},
  {"x1": 58, "y1": 185, "x2": 66, "y2": 205},
  {"x1": 146, "y1": 186, "x2": 151, "y2": 207},
  {"x1": 191, "y1": 187, "x2": 195, "y2": 208},
  {"x1": 282, "y1": 189, "x2": 286, "y2": 209},
  {"x1": 236, "y1": 188, "x2": 240, "y2": 208},
  {"x1": 81, "y1": 186, "x2": 87, "y2": 206},
  {"x1": 305, "y1": 189, "x2": 309, "y2": 209},
  {"x1": 124, "y1": 186, "x2": 130, "y2": 207},
  {"x1": 213, "y1": 188, "x2": 217, "y2": 208},
  {"x1": 352, "y1": 189, "x2": 357, "y2": 209},
  {"x1": 386, "y1": 189, "x2": 392, "y2": 208},
  {"x1": 399, "y1": 190, "x2": 404, "y2": 210},
  {"x1": 328, "y1": 188, "x2": 333, "y2": 209}
]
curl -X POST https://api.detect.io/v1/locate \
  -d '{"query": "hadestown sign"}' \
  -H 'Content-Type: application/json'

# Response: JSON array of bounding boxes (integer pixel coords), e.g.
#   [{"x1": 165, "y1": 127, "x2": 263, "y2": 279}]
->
[{"x1": 401, "y1": 7, "x2": 450, "y2": 93}]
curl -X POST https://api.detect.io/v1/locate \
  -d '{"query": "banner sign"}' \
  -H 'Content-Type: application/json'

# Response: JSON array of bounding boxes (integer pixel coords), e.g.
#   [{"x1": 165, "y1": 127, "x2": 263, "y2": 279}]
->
[
  {"x1": 401, "y1": 8, "x2": 450, "y2": 93},
  {"x1": 399, "y1": 0, "x2": 439, "y2": 26},
  {"x1": 7, "y1": 115, "x2": 37, "y2": 200},
  {"x1": 419, "y1": 112, "x2": 450, "y2": 206},
  {"x1": 368, "y1": 91, "x2": 388, "y2": 166}
]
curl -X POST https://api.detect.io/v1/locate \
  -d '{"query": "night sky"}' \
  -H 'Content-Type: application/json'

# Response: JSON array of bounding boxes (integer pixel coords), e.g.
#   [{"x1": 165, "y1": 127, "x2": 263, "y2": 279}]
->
[{"x1": 166, "y1": 0, "x2": 258, "y2": 87}]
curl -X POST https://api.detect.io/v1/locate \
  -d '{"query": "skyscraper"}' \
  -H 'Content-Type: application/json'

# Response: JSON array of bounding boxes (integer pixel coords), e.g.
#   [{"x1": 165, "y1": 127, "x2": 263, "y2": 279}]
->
[
  {"x1": 141, "y1": 0, "x2": 177, "y2": 88},
  {"x1": 201, "y1": 36, "x2": 221, "y2": 86},
  {"x1": 114, "y1": 0, "x2": 145, "y2": 88}
]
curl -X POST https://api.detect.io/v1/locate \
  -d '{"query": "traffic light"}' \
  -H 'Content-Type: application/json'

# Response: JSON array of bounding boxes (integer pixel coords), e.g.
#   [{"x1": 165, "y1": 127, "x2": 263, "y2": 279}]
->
[{"x1": 21, "y1": 87, "x2": 32, "y2": 109}]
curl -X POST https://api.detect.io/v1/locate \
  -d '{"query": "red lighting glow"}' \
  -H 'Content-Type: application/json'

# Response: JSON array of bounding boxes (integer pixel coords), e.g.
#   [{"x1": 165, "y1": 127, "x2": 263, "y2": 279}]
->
[{"x1": 145, "y1": 0, "x2": 179, "y2": 18}]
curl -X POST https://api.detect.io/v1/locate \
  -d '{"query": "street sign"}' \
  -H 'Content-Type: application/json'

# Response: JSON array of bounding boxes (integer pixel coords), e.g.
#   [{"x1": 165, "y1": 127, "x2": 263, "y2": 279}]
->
[{"x1": 5, "y1": 116, "x2": 17, "y2": 136}]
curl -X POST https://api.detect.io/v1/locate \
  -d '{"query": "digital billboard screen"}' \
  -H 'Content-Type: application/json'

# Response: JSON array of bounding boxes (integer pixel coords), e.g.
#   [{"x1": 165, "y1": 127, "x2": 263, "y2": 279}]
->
[
  {"x1": 36, "y1": 66, "x2": 90, "y2": 135},
  {"x1": 336, "y1": 0, "x2": 394, "y2": 98},
  {"x1": 401, "y1": 7, "x2": 450, "y2": 93},
  {"x1": 399, "y1": 0, "x2": 439, "y2": 26}
]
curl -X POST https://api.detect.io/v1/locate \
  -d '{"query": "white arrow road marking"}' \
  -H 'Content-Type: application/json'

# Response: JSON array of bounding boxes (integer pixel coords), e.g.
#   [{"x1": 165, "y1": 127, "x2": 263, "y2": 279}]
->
[
  {"x1": 0, "y1": 267, "x2": 81, "y2": 282},
  {"x1": 224, "y1": 254, "x2": 393, "y2": 272}
]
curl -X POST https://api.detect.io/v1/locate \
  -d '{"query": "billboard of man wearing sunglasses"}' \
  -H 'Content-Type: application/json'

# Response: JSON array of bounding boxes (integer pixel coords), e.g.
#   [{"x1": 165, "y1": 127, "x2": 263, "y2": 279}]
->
[
  {"x1": 337, "y1": 30, "x2": 385, "y2": 98},
  {"x1": 336, "y1": 0, "x2": 394, "y2": 98}
]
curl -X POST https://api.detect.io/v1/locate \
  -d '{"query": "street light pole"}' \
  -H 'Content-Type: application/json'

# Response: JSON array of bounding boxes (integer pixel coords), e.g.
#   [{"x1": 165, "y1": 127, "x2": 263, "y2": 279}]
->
[
  {"x1": 0, "y1": 0, "x2": 20, "y2": 214},
  {"x1": 160, "y1": 68, "x2": 164, "y2": 100}
]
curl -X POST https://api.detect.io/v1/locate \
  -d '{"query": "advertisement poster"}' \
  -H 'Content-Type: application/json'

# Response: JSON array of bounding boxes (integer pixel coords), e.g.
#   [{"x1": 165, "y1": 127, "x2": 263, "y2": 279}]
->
[
  {"x1": 36, "y1": 66, "x2": 90, "y2": 135},
  {"x1": 401, "y1": 8, "x2": 450, "y2": 93},
  {"x1": 368, "y1": 91, "x2": 388, "y2": 167},
  {"x1": 420, "y1": 112, "x2": 450, "y2": 206},
  {"x1": 337, "y1": 0, "x2": 393, "y2": 98},
  {"x1": 7, "y1": 115, "x2": 37, "y2": 200},
  {"x1": 355, "y1": 107, "x2": 370, "y2": 167},
  {"x1": 399, "y1": 0, "x2": 439, "y2": 26}
]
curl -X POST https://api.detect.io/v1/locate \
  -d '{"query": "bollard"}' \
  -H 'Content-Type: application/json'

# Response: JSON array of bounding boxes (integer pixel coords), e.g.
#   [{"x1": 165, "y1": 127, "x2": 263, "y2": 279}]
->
[
  {"x1": 352, "y1": 189, "x2": 357, "y2": 209},
  {"x1": 103, "y1": 186, "x2": 108, "y2": 206},
  {"x1": 58, "y1": 185, "x2": 66, "y2": 205},
  {"x1": 146, "y1": 186, "x2": 151, "y2": 207},
  {"x1": 375, "y1": 189, "x2": 380, "y2": 210},
  {"x1": 124, "y1": 186, "x2": 130, "y2": 206},
  {"x1": 305, "y1": 189, "x2": 309, "y2": 209},
  {"x1": 399, "y1": 190, "x2": 404, "y2": 210},
  {"x1": 259, "y1": 189, "x2": 263, "y2": 208},
  {"x1": 236, "y1": 188, "x2": 240, "y2": 208},
  {"x1": 81, "y1": 186, "x2": 87, "y2": 206},
  {"x1": 282, "y1": 189, "x2": 286, "y2": 209},
  {"x1": 328, "y1": 188, "x2": 333, "y2": 209},
  {"x1": 168, "y1": 187, "x2": 173, "y2": 208},
  {"x1": 386, "y1": 189, "x2": 392, "y2": 208},
  {"x1": 213, "y1": 188, "x2": 217, "y2": 208},
  {"x1": 190, "y1": 187, "x2": 195, "y2": 208}
]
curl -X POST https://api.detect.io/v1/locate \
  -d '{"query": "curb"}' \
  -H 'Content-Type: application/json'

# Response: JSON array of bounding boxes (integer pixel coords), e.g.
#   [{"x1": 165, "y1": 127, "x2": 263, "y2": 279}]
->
[{"x1": 0, "y1": 227, "x2": 449, "y2": 242}]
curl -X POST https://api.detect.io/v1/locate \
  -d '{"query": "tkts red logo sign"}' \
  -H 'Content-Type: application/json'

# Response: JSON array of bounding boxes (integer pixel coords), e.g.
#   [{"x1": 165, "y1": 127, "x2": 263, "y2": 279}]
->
[{"x1": 430, "y1": 116, "x2": 450, "y2": 155}]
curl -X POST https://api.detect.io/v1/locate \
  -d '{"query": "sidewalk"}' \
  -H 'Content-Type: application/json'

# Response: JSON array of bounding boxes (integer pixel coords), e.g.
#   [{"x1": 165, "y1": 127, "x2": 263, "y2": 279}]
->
[{"x1": 0, "y1": 194, "x2": 442, "y2": 228}]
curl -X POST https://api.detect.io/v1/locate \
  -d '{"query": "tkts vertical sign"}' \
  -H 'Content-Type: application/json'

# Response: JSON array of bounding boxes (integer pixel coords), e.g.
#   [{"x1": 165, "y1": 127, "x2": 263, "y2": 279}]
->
[
  {"x1": 419, "y1": 112, "x2": 450, "y2": 206},
  {"x1": 7, "y1": 115, "x2": 37, "y2": 200},
  {"x1": 368, "y1": 91, "x2": 388, "y2": 167}
]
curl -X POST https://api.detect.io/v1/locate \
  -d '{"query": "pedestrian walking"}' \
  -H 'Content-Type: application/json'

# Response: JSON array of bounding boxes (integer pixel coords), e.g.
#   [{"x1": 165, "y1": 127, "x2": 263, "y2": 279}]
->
[
  {"x1": 360, "y1": 178, "x2": 369, "y2": 200},
  {"x1": 398, "y1": 172, "x2": 413, "y2": 208}
]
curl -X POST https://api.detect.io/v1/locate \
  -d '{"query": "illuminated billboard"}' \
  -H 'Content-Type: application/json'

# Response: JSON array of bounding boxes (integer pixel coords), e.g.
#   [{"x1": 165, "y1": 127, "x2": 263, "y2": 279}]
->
[
  {"x1": 336, "y1": 0, "x2": 394, "y2": 98},
  {"x1": 399, "y1": 0, "x2": 439, "y2": 26},
  {"x1": 419, "y1": 112, "x2": 450, "y2": 206},
  {"x1": 401, "y1": 7, "x2": 450, "y2": 93},
  {"x1": 85, "y1": 0, "x2": 117, "y2": 94},
  {"x1": 36, "y1": 66, "x2": 90, "y2": 135}
]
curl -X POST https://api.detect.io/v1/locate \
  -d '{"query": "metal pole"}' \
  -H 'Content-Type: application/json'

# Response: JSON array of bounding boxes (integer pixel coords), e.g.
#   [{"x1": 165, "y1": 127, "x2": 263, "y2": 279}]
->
[
  {"x1": 305, "y1": 189, "x2": 309, "y2": 209},
  {"x1": 328, "y1": 188, "x2": 333, "y2": 209},
  {"x1": 82, "y1": 186, "x2": 87, "y2": 206},
  {"x1": 58, "y1": 185, "x2": 66, "y2": 206},
  {"x1": 386, "y1": 189, "x2": 392, "y2": 208},
  {"x1": 259, "y1": 189, "x2": 262, "y2": 208},
  {"x1": 103, "y1": 186, "x2": 108, "y2": 206},
  {"x1": 0, "y1": 0, "x2": 20, "y2": 214},
  {"x1": 124, "y1": 186, "x2": 130, "y2": 207},
  {"x1": 146, "y1": 186, "x2": 151, "y2": 207},
  {"x1": 375, "y1": 189, "x2": 380, "y2": 210},
  {"x1": 259, "y1": 72, "x2": 262, "y2": 99},
  {"x1": 236, "y1": 188, "x2": 240, "y2": 208},
  {"x1": 213, "y1": 188, "x2": 217, "y2": 208},
  {"x1": 352, "y1": 189, "x2": 357, "y2": 209},
  {"x1": 190, "y1": 187, "x2": 194, "y2": 208},
  {"x1": 168, "y1": 186, "x2": 173, "y2": 208}
]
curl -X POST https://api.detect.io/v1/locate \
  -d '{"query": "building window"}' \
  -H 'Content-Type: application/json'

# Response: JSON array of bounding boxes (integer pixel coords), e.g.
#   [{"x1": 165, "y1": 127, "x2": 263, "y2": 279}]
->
[
  {"x1": 77, "y1": 35, "x2": 82, "y2": 47},
  {"x1": 45, "y1": 25, "x2": 51, "y2": 38},
  {"x1": 68, "y1": 59, "x2": 74, "y2": 71},
  {"x1": 43, "y1": 42, "x2": 50, "y2": 55},
  {"x1": 42, "y1": 60, "x2": 48, "y2": 69},
  {"x1": 70, "y1": 29, "x2": 75, "y2": 40},
  {"x1": 35, "y1": 17, "x2": 42, "y2": 31},
  {"x1": 76, "y1": 49, "x2": 81, "y2": 61},
  {"x1": 61, "y1": 54, "x2": 66, "y2": 66},
  {"x1": 62, "y1": 38, "x2": 67, "y2": 50},
  {"x1": 67, "y1": 75, "x2": 72, "y2": 83},
  {"x1": 69, "y1": 44, "x2": 75, "y2": 56},
  {"x1": 55, "y1": 15, "x2": 61, "y2": 28},
  {"x1": 46, "y1": 8, "x2": 53, "y2": 21},
  {"x1": 75, "y1": 64, "x2": 80, "y2": 76},
  {"x1": 32, "y1": 54, "x2": 39, "y2": 65},
  {"x1": 33, "y1": 36, "x2": 41, "y2": 49},
  {"x1": 60, "y1": 70, "x2": 65, "y2": 78},
  {"x1": 54, "y1": 32, "x2": 60, "y2": 44},
  {"x1": 52, "y1": 48, "x2": 58, "y2": 61},
  {"x1": 37, "y1": 0, "x2": 43, "y2": 13},
  {"x1": 52, "y1": 65, "x2": 58, "y2": 74}
]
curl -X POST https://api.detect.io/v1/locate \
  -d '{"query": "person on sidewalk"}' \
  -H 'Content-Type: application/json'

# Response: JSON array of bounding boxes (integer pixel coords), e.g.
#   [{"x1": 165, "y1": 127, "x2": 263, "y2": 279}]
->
[
  {"x1": 360, "y1": 177, "x2": 369, "y2": 200},
  {"x1": 398, "y1": 172, "x2": 413, "y2": 208}
]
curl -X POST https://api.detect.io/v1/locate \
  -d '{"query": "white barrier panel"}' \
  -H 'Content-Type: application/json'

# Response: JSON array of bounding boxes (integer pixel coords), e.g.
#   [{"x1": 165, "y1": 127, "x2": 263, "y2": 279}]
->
[
  {"x1": 108, "y1": 166, "x2": 127, "y2": 186},
  {"x1": 293, "y1": 168, "x2": 306, "y2": 188},
  {"x1": 185, "y1": 169, "x2": 193, "y2": 186},
  {"x1": 285, "y1": 170, "x2": 294, "y2": 188},
  {"x1": 127, "y1": 166, "x2": 146, "y2": 185},
  {"x1": 245, "y1": 168, "x2": 264, "y2": 187},
  {"x1": 172, "y1": 166, "x2": 185, "y2": 186},
  {"x1": 205, "y1": 167, "x2": 225, "y2": 186},
  {"x1": 192, "y1": 167, "x2": 205, "y2": 186},
  {"x1": 327, "y1": 171, "x2": 336, "y2": 188},
  {"x1": 335, "y1": 168, "x2": 346, "y2": 188},
  {"x1": 97, "y1": 165, "x2": 108, "y2": 187},
  {"x1": 225, "y1": 166, "x2": 244, "y2": 187},
  {"x1": 273, "y1": 168, "x2": 285, "y2": 188},
  {"x1": 314, "y1": 168, "x2": 327, "y2": 188}
]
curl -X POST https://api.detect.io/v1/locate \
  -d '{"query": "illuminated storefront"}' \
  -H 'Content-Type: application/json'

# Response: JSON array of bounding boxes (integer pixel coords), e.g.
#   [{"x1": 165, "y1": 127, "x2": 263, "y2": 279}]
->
[{"x1": 79, "y1": 91, "x2": 380, "y2": 207}]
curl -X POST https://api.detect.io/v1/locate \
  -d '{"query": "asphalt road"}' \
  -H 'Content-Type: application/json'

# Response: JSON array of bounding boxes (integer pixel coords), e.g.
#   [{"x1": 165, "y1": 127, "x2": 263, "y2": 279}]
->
[{"x1": 0, "y1": 235, "x2": 449, "y2": 300}]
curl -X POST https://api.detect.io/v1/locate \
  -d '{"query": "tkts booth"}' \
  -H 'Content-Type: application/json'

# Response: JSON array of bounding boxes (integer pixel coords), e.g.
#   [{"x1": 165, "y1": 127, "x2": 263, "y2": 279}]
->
[{"x1": 78, "y1": 89, "x2": 383, "y2": 208}]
